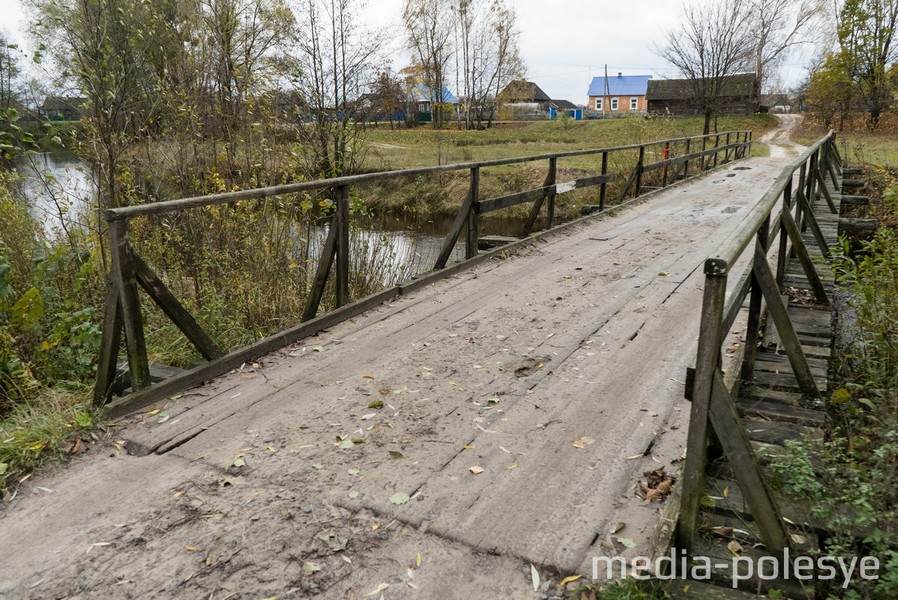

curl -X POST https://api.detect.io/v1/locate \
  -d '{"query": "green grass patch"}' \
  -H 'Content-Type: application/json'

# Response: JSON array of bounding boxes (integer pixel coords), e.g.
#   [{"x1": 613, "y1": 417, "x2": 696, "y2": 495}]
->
[
  {"x1": 794, "y1": 116, "x2": 898, "y2": 168},
  {"x1": 0, "y1": 388, "x2": 96, "y2": 497}
]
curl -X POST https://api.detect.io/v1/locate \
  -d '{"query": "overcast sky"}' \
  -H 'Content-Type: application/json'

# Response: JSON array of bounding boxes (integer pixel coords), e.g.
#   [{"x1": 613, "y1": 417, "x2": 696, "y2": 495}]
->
[{"x1": 0, "y1": 0, "x2": 813, "y2": 104}]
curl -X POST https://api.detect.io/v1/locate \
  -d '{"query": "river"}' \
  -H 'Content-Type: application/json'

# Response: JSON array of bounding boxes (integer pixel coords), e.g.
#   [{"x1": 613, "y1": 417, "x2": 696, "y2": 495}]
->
[{"x1": 16, "y1": 154, "x2": 530, "y2": 278}]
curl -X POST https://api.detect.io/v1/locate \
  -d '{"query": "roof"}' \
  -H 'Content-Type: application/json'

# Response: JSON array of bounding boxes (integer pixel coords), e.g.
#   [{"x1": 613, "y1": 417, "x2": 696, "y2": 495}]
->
[
  {"x1": 498, "y1": 80, "x2": 552, "y2": 103},
  {"x1": 760, "y1": 93, "x2": 790, "y2": 108},
  {"x1": 42, "y1": 96, "x2": 87, "y2": 111},
  {"x1": 587, "y1": 74, "x2": 652, "y2": 97},
  {"x1": 410, "y1": 85, "x2": 458, "y2": 104},
  {"x1": 552, "y1": 99, "x2": 577, "y2": 110},
  {"x1": 646, "y1": 74, "x2": 757, "y2": 100}
]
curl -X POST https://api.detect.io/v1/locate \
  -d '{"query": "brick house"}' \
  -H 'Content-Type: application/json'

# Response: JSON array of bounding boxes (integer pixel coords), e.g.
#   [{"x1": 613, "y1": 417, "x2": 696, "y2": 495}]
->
[{"x1": 587, "y1": 74, "x2": 652, "y2": 114}]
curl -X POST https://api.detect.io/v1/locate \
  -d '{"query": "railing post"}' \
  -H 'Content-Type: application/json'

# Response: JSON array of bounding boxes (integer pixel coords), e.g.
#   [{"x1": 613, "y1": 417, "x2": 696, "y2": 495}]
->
[
  {"x1": 725, "y1": 132, "x2": 731, "y2": 162},
  {"x1": 713, "y1": 134, "x2": 720, "y2": 167},
  {"x1": 777, "y1": 177, "x2": 792, "y2": 291},
  {"x1": 546, "y1": 157, "x2": 557, "y2": 228},
  {"x1": 683, "y1": 138, "x2": 691, "y2": 178},
  {"x1": 108, "y1": 219, "x2": 151, "y2": 392},
  {"x1": 599, "y1": 151, "x2": 608, "y2": 211},
  {"x1": 335, "y1": 184, "x2": 350, "y2": 308},
  {"x1": 741, "y1": 215, "x2": 770, "y2": 381},
  {"x1": 662, "y1": 141, "x2": 671, "y2": 187},
  {"x1": 700, "y1": 136, "x2": 708, "y2": 170},
  {"x1": 635, "y1": 145, "x2": 645, "y2": 196},
  {"x1": 465, "y1": 167, "x2": 480, "y2": 259},
  {"x1": 677, "y1": 258, "x2": 728, "y2": 552}
]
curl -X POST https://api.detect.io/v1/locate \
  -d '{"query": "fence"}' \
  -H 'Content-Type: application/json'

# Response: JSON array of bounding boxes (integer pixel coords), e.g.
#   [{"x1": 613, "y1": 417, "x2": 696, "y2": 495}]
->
[
  {"x1": 93, "y1": 130, "x2": 752, "y2": 414},
  {"x1": 676, "y1": 131, "x2": 840, "y2": 553}
]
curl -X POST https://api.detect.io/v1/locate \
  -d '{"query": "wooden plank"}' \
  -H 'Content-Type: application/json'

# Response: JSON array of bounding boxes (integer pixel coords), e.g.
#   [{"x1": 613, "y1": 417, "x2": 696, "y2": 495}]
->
[
  {"x1": 435, "y1": 170, "x2": 478, "y2": 269},
  {"x1": 104, "y1": 285, "x2": 402, "y2": 419},
  {"x1": 132, "y1": 252, "x2": 224, "y2": 361},
  {"x1": 335, "y1": 185, "x2": 350, "y2": 307},
  {"x1": 302, "y1": 210, "x2": 339, "y2": 321},
  {"x1": 752, "y1": 243, "x2": 820, "y2": 398},
  {"x1": 780, "y1": 203, "x2": 829, "y2": 304},
  {"x1": 737, "y1": 397, "x2": 826, "y2": 427},
  {"x1": 477, "y1": 187, "x2": 547, "y2": 213},
  {"x1": 677, "y1": 271, "x2": 727, "y2": 552},
  {"x1": 568, "y1": 173, "x2": 615, "y2": 189},
  {"x1": 93, "y1": 279, "x2": 124, "y2": 406},
  {"x1": 815, "y1": 167, "x2": 838, "y2": 213},
  {"x1": 708, "y1": 371, "x2": 790, "y2": 554},
  {"x1": 522, "y1": 158, "x2": 555, "y2": 237},
  {"x1": 742, "y1": 418, "x2": 822, "y2": 446},
  {"x1": 465, "y1": 168, "x2": 480, "y2": 259},
  {"x1": 798, "y1": 187, "x2": 831, "y2": 256},
  {"x1": 108, "y1": 219, "x2": 151, "y2": 391}
]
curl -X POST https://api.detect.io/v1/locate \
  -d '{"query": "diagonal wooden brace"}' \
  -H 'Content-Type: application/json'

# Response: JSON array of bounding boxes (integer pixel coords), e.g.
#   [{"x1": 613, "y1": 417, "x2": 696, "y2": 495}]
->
[
  {"x1": 752, "y1": 242, "x2": 821, "y2": 397},
  {"x1": 132, "y1": 252, "x2": 225, "y2": 361},
  {"x1": 93, "y1": 278, "x2": 124, "y2": 406},
  {"x1": 303, "y1": 210, "x2": 339, "y2": 321},
  {"x1": 780, "y1": 203, "x2": 829, "y2": 303},
  {"x1": 709, "y1": 370, "x2": 790, "y2": 554},
  {"x1": 815, "y1": 168, "x2": 838, "y2": 214}
]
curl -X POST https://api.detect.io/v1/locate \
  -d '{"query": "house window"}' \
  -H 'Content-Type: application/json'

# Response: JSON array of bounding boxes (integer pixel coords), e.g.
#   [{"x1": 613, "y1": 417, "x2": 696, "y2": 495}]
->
[
  {"x1": 611, "y1": 97, "x2": 619, "y2": 111},
  {"x1": 630, "y1": 97, "x2": 638, "y2": 110},
  {"x1": 595, "y1": 98, "x2": 603, "y2": 111}
]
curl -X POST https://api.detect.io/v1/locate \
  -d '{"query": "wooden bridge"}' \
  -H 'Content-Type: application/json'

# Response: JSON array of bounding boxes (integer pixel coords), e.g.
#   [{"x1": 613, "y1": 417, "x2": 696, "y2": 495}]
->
[{"x1": 0, "y1": 120, "x2": 850, "y2": 598}]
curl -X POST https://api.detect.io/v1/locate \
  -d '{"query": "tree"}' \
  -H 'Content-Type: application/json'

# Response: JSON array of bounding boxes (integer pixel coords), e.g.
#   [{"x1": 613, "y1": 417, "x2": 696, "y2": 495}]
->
[
  {"x1": 453, "y1": 0, "x2": 523, "y2": 129},
  {"x1": 0, "y1": 33, "x2": 22, "y2": 111},
  {"x1": 290, "y1": 0, "x2": 382, "y2": 176},
  {"x1": 746, "y1": 0, "x2": 823, "y2": 94},
  {"x1": 403, "y1": 0, "x2": 454, "y2": 128},
  {"x1": 656, "y1": 0, "x2": 754, "y2": 134},
  {"x1": 806, "y1": 52, "x2": 855, "y2": 128},
  {"x1": 836, "y1": 0, "x2": 898, "y2": 128}
]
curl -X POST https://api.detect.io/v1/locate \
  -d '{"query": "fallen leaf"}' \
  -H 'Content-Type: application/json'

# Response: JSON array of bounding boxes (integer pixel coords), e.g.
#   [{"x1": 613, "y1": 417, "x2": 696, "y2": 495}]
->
[
  {"x1": 560, "y1": 574, "x2": 582, "y2": 586},
  {"x1": 390, "y1": 492, "x2": 411, "y2": 505},
  {"x1": 416, "y1": 553, "x2": 423, "y2": 568},
  {"x1": 572, "y1": 437, "x2": 596, "y2": 449},
  {"x1": 361, "y1": 413, "x2": 377, "y2": 421},
  {"x1": 339, "y1": 439, "x2": 355, "y2": 449},
  {"x1": 348, "y1": 468, "x2": 360, "y2": 475},
  {"x1": 463, "y1": 444, "x2": 475, "y2": 450},
  {"x1": 311, "y1": 463, "x2": 324, "y2": 470},
  {"x1": 362, "y1": 374, "x2": 376, "y2": 380},
  {"x1": 157, "y1": 412, "x2": 171, "y2": 423},
  {"x1": 363, "y1": 583, "x2": 389, "y2": 597},
  {"x1": 530, "y1": 564, "x2": 540, "y2": 591},
  {"x1": 348, "y1": 490, "x2": 360, "y2": 499},
  {"x1": 368, "y1": 400, "x2": 385, "y2": 409},
  {"x1": 312, "y1": 346, "x2": 324, "y2": 353},
  {"x1": 302, "y1": 561, "x2": 322, "y2": 576},
  {"x1": 185, "y1": 546, "x2": 200, "y2": 552},
  {"x1": 618, "y1": 538, "x2": 637, "y2": 549},
  {"x1": 389, "y1": 451, "x2": 404, "y2": 459},
  {"x1": 727, "y1": 540, "x2": 743, "y2": 555},
  {"x1": 469, "y1": 466, "x2": 485, "y2": 475},
  {"x1": 232, "y1": 457, "x2": 245, "y2": 468}
]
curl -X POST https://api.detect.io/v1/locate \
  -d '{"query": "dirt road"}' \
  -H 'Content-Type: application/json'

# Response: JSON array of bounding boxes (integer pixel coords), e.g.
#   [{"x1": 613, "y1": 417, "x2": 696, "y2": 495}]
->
[{"x1": 0, "y1": 117, "x2": 802, "y2": 599}]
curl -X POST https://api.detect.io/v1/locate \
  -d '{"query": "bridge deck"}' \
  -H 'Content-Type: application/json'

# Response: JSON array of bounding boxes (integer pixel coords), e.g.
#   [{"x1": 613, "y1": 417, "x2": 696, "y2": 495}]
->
[{"x1": 1, "y1": 129, "x2": 808, "y2": 598}]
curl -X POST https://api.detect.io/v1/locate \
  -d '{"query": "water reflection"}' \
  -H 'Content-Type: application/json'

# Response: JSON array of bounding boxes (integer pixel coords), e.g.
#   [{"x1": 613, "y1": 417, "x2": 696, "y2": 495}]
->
[{"x1": 17, "y1": 152, "x2": 94, "y2": 236}]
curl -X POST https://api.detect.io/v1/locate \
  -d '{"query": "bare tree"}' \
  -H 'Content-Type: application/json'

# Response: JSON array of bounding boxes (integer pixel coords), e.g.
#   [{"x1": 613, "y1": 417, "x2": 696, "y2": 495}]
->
[
  {"x1": 453, "y1": 0, "x2": 523, "y2": 129},
  {"x1": 403, "y1": 0, "x2": 454, "y2": 128},
  {"x1": 747, "y1": 0, "x2": 823, "y2": 93},
  {"x1": 656, "y1": 0, "x2": 754, "y2": 134},
  {"x1": 291, "y1": 0, "x2": 382, "y2": 175}
]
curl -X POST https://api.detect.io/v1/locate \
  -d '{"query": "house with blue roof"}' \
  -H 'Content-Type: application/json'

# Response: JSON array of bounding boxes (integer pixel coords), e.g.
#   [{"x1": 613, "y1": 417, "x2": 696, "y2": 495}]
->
[{"x1": 587, "y1": 73, "x2": 652, "y2": 114}]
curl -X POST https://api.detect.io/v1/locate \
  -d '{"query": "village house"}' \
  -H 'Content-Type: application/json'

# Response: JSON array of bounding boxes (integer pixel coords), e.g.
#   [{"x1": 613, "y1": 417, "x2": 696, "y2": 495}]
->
[
  {"x1": 41, "y1": 96, "x2": 87, "y2": 121},
  {"x1": 646, "y1": 74, "x2": 759, "y2": 116},
  {"x1": 496, "y1": 80, "x2": 578, "y2": 119},
  {"x1": 587, "y1": 73, "x2": 652, "y2": 114}
]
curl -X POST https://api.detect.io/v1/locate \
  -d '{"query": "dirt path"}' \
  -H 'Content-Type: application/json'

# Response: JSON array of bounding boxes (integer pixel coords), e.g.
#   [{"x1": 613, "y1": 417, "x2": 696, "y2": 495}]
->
[{"x1": 1, "y1": 117, "x2": 800, "y2": 600}]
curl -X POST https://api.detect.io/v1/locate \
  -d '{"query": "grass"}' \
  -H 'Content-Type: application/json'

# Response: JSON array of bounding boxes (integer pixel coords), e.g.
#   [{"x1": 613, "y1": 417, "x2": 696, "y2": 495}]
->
[
  {"x1": 0, "y1": 388, "x2": 96, "y2": 498},
  {"x1": 793, "y1": 114, "x2": 898, "y2": 168},
  {"x1": 363, "y1": 115, "x2": 778, "y2": 170},
  {"x1": 357, "y1": 115, "x2": 778, "y2": 219}
]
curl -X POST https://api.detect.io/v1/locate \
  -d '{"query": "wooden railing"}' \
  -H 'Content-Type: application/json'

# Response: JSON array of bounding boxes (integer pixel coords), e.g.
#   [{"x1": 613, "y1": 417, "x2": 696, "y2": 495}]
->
[
  {"x1": 677, "y1": 131, "x2": 841, "y2": 554},
  {"x1": 93, "y1": 130, "x2": 752, "y2": 413}
]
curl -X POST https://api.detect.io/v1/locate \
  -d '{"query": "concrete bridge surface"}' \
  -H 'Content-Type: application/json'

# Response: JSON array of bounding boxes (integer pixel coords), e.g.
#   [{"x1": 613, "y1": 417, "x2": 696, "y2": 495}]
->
[{"x1": 0, "y1": 117, "x2": 804, "y2": 599}]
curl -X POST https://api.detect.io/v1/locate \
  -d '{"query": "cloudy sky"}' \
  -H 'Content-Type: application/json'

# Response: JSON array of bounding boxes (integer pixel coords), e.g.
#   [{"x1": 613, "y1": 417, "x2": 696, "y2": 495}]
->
[{"x1": 0, "y1": 0, "x2": 814, "y2": 104}]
